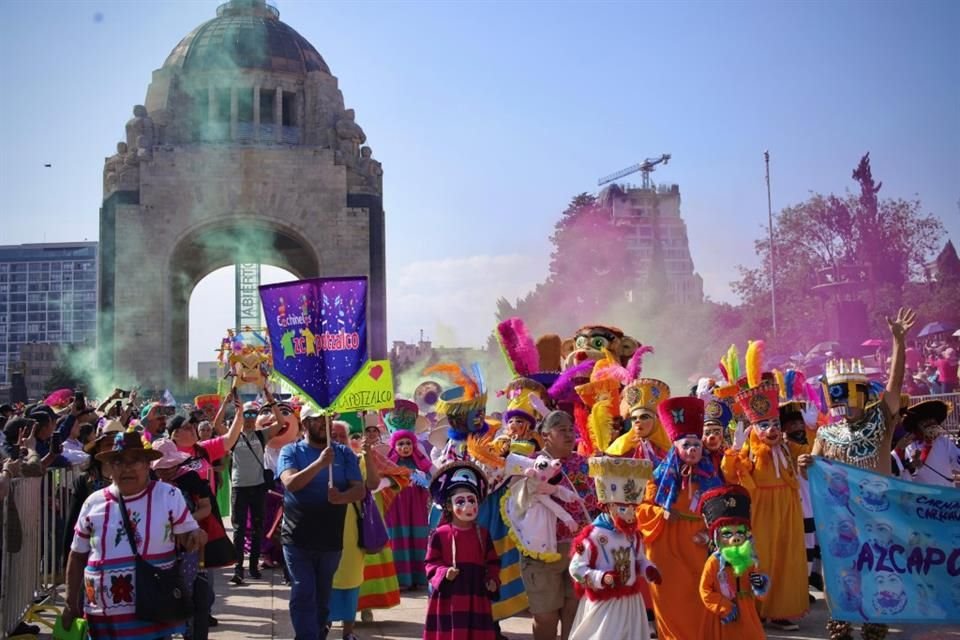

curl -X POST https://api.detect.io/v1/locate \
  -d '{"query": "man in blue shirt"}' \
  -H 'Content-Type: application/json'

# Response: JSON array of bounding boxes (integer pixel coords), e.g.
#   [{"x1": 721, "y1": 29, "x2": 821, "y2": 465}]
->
[{"x1": 278, "y1": 404, "x2": 363, "y2": 640}]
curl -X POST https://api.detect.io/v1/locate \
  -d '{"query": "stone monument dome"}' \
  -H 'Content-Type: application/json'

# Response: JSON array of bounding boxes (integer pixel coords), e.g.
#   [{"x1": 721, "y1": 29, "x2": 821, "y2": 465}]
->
[
  {"x1": 163, "y1": 0, "x2": 330, "y2": 75},
  {"x1": 98, "y1": 0, "x2": 386, "y2": 385}
]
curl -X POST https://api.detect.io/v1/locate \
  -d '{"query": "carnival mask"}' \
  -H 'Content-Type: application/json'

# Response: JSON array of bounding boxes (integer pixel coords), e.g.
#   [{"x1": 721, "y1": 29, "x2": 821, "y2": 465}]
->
[
  {"x1": 395, "y1": 437, "x2": 414, "y2": 458},
  {"x1": 702, "y1": 424, "x2": 725, "y2": 452},
  {"x1": 257, "y1": 403, "x2": 300, "y2": 449},
  {"x1": 716, "y1": 526, "x2": 754, "y2": 576},
  {"x1": 630, "y1": 410, "x2": 657, "y2": 439},
  {"x1": 450, "y1": 489, "x2": 479, "y2": 522},
  {"x1": 753, "y1": 418, "x2": 782, "y2": 445},
  {"x1": 506, "y1": 415, "x2": 533, "y2": 440},
  {"x1": 824, "y1": 382, "x2": 869, "y2": 420},
  {"x1": 610, "y1": 503, "x2": 637, "y2": 532},
  {"x1": 675, "y1": 434, "x2": 703, "y2": 465}
]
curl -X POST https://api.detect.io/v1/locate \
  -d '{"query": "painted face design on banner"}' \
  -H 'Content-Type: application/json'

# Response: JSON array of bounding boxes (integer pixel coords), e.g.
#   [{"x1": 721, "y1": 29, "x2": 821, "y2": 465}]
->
[
  {"x1": 838, "y1": 567, "x2": 863, "y2": 612},
  {"x1": 872, "y1": 571, "x2": 908, "y2": 615},
  {"x1": 450, "y1": 489, "x2": 478, "y2": 522},
  {"x1": 257, "y1": 403, "x2": 300, "y2": 449},
  {"x1": 829, "y1": 517, "x2": 860, "y2": 558},
  {"x1": 855, "y1": 478, "x2": 890, "y2": 512}
]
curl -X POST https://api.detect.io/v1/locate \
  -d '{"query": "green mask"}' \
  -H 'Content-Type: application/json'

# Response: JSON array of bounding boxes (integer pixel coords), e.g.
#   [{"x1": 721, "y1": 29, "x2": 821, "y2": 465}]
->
[{"x1": 718, "y1": 538, "x2": 754, "y2": 576}]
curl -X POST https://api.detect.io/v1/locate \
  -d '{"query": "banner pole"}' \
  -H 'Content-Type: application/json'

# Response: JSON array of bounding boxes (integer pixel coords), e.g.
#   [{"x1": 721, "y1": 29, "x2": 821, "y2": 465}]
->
[{"x1": 325, "y1": 413, "x2": 333, "y2": 489}]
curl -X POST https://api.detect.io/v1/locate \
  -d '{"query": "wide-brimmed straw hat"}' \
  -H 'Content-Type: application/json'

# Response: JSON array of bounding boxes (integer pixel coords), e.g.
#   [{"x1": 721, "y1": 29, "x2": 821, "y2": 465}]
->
[
  {"x1": 95, "y1": 428, "x2": 162, "y2": 463},
  {"x1": 84, "y1": 419, "x2": 125, "y2": 454}
]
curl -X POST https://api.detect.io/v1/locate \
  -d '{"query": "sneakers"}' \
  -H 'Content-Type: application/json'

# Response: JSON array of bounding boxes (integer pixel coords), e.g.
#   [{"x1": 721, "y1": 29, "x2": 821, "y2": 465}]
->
[
  {"x1": 360, "y1": 609, "x2": 374, "y2": 623},
  {"x1": 229, "y1": 573, "x2": 245, "y2": 586},
  {"x1": 11, "y1": 622, "x2": 41, "y2": 635},
  {"x1": 768, "y1": 619, "x2": 800, "y2": 631},
  {"x1": 249, "y1": 567, "x2": 263, "y2": 579},
  {"x1": 208, "y1": 615, "x2": 219, "y2": 627},
  {"x1": 343, "y1": 634, "x2": 360, "y2": 640}
]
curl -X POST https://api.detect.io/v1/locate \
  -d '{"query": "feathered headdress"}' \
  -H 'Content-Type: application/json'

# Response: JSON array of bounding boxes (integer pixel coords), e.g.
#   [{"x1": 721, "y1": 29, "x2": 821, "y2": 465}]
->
[
  {"x1": 745, "y1": 340, "x2": 765, "y2": 389},
  {"x1": 422, "y1": 363, "x2": 479, "y2": 400},
  {"x1": 575, "y1": 361, "x2": 622, "y2": 455},
  {"x1": 496, "y1": 317, "x2": 540, "y2": 378},
  {"x1": 715, "y1": 344, "x2": 741, "y2": 398}
]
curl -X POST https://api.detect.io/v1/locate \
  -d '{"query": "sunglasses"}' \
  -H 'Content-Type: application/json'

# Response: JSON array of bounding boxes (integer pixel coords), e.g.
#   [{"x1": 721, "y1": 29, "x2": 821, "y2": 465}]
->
[{"x1": 243, "y1": 411, "x2": 258, "y2": 418}]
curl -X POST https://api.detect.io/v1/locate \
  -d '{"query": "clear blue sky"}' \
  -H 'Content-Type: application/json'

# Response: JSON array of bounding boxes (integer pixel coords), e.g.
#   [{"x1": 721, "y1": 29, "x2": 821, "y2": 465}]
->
[{"x1": 2, "y1": 1, "x2": 957, "y2": 372}]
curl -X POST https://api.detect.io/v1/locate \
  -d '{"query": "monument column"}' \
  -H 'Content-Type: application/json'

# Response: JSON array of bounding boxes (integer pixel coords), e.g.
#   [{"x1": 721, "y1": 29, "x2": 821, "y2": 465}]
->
[
  {"x1": 274, "y1": 87, "x2": 283, "y2": 143},
  {"x1": 253, "y1": 85, "x2": 261, "y2": 142},
  {"x1": 230, "y1": 86, "x2": 238, "y2": 141}
]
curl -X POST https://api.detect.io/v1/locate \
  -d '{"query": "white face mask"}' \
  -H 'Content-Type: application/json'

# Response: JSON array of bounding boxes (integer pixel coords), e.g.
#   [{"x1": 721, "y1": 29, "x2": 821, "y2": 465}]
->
[{"x1": 450, "y1": 490, "x2": 479, "y2": 522}]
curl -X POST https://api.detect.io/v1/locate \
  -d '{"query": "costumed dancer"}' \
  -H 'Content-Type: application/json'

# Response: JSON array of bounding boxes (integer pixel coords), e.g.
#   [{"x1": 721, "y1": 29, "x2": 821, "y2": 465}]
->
[
  {"x1": 797, "y1": 308, "x2": 916, "y2": 640},
  {"x1": 901, "y1": 399, "x2": 959, "y2": 487},
  {"x1": 604, "y1": 348, "x2": 672, "y2": 463},
  {"x1": 698, "y1": 485, "x2": 770, "y2": 640},
  {"x1": 702, "y1": 395, "x2": 734, "y2": 475},
  {"x1": 423, "y1": 461, "x2": 499, "y2": 640},
  {"x1": 327, "y1": 420, "x2": 382, "y2": 640},
  {"x1": 637, "y1": 396, "x2": 723, "y2": 640},
  {"x1": 256, "y1": 397, "x2": 302, "y2": 574},
  {"x1": 384, "y1": 400, "x2": 433, "y2": 591},
  {"x1": 775, "y1": 369, "x2": 824, "y2": 595},
  {"x1": 568, "y1": 456, "x2": 660, "y2": 640},
  {"x1": 721, "y1": 342, "x2": 809, "y2": 630},
  {"x1": 424, "y1": 363, "x2": 490, "y2": 465},
  {"x1": 341, "y1": 411, "x2": 406, "y2": 621}
]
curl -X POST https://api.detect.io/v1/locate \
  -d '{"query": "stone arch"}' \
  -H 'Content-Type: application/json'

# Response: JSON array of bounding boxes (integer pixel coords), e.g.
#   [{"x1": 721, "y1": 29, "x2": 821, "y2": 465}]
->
[{"x1": 167, "y1": 217, "x2": 320, "y2": 379}]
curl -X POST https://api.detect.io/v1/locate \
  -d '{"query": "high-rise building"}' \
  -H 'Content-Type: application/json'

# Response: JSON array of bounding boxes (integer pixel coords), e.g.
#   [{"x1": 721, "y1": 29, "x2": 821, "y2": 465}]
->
[
  {"x1": 0, "y1": 243, "x2": 98, "y2": 394},
  {"x1": 601, "y1": 183, "x2": 704, "y2": 305}
]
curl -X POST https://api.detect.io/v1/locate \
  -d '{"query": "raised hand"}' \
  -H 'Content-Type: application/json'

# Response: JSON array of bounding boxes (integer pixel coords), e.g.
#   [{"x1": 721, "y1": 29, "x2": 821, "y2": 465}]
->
[
  {"x1": 721, "y1": 604, "x2": 739, "y2": 624},
  {"x1": 886, "y1": 307, "x2": 917, "y2": 342}
]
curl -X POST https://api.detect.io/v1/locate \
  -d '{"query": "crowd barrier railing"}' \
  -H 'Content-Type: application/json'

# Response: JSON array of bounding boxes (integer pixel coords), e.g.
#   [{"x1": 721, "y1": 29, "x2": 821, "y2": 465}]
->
[
  {"x1": 0, "y1": 465, "x2": 81, "y2": 639},
  {"x1": 909, "y1": 392, "x2": 960, "y2": 439}
]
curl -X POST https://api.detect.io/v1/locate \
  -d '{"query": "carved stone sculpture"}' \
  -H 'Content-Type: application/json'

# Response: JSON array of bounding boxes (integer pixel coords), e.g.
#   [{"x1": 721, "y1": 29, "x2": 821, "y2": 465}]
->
[
  {"x1": 125, "y1": 105, "x2": 155, "y2": 156},
  {"x1": 334, "y1": 108, "x2": 366, "y2": 166},
  {"x1": 103, "y1": 141, "x2": 140, "y2": 194},
  {"x1": 356, "y1": 146, "x2": 383, "y2": 192}
]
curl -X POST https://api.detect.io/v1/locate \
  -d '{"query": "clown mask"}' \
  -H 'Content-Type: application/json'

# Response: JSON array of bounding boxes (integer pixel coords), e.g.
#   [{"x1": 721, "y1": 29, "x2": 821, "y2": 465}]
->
[
  {"x1": 609, "y1": 503, "x2": 637, "y2": 533},
  {"x1": 450, "y1": 488, "x2": 479, "y2": 523},
  {"x1": 506, "y1": 416, "x2": 533, "y2": 441},
  {"x1": 395, "y1": 437, "x2": 414, "y2": 459},
  {"x1": 630, "y1": 409, "x2": 657, "y2": 439},
  {"x1": 702, "y1": 423, "x2": 725, "y2": 453},
  {"x1": 753, "y1": 418, "x2": 783, "y2": 446},
  {"x1": 674, "y1": 434, "x2": 703, "y2": 465}
]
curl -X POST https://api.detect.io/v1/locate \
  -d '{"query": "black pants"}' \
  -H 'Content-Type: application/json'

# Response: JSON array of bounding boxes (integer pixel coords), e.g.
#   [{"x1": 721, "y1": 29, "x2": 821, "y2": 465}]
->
[{"x1": 231, "y1": 483, "x2": 266, "y2": 572}]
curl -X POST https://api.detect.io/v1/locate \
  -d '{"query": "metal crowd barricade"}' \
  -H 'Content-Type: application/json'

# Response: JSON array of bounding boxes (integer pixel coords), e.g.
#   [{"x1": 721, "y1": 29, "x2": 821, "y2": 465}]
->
[
  {"x1": 909, "y1": 392, "x2": 960, "y2": 441},
  {"x1": 0, "y1": 476, "x2": 42, "y2": 638},
  {"x1": 0, "y1": 465, "x2": 81, "y2": 638}
]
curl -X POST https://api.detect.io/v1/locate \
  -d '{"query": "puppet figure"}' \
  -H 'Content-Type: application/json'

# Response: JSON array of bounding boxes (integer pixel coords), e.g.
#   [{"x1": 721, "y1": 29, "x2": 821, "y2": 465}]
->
[
  {"x1": 698, "y1": 485, "x2": 770, "y2": 639},
  {"x1": 569, "y1": 456, "x2": 659, "y2": 640}
]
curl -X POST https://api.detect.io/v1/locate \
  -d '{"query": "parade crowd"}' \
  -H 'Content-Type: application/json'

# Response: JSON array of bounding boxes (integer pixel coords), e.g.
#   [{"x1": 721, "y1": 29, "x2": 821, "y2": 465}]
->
[{"x1": 2, "y1": 307, "x2": 960, "y2": 640}]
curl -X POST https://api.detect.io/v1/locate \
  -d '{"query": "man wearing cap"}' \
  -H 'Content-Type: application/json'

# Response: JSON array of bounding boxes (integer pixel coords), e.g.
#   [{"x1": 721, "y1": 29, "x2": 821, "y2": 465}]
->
[
  {"x1": 230, "y1": 397, "x2": 288, "y2": 585},
  {"x1": 278, "y1": 405, "x2": 364, "y2": 640},
  {"x1": 902, "y1": 400, "x2": 959, "y2": 487},
  {"x1": 27, "y1": 404, "x2": 69, "y2": 469},
  {"x1": 139, "y1": 402, "x2": 168, "y2": 441}
]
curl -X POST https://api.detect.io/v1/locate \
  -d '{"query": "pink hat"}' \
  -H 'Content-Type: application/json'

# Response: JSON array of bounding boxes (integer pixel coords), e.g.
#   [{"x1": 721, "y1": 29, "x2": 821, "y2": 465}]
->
[{"x1": 150, "y1": 437, "x2": 190, "y2": 470}]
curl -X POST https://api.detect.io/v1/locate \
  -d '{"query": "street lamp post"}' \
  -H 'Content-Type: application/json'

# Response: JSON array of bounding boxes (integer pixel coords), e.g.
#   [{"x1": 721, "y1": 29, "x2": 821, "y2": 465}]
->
[{"x1": 764, "y1": 151, "x2": 777, "y2": 340}]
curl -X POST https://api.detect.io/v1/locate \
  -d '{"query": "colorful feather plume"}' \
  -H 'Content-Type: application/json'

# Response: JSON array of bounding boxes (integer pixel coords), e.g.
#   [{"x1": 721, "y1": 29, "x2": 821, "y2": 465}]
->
[
  {"x1": 720, "y1": 344, "x2": 740, "y2": 386},
  {"x1": 422, "y1": 362, "x2": 478, "y2": 399},
  {"x1": 496, "y1": 317, "x2": 540, "y2": 377},
  {"x1": 773, "y1": 369, "x2": 786, "y2": 399},
  {"x1": 745, "y1": 340, "x2": 764, "y2": 388},
  {"x1": 586, "y1": 390, "x2": 617, "y2": 455},
  {"x1": 591, "y1": 349, "x2": 628, "y2": 384},
  {"x1": 548, "y1": 360, "x2": 594, "y2": 403},
  {"x1": 467, "y1": 432, "x2": 506, "y2": 469},
  {"x1": 625, "y1": 345, "x2": 654, "y2": 382}
]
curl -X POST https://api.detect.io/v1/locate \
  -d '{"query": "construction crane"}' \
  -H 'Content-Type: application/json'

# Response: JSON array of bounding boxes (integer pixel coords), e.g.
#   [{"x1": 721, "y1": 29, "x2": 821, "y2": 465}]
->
[{"x1": 598, "y1": 153, "x2": 671, "y2": 189}]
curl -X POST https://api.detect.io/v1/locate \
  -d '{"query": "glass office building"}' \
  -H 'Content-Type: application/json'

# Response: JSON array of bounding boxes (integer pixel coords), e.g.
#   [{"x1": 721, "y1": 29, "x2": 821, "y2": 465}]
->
[{"x1": 0, "y1": 242, "x2": 98, "y2": 385}]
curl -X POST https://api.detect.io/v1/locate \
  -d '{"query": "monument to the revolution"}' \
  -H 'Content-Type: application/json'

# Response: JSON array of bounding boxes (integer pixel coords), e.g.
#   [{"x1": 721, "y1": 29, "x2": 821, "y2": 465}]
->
[{"x1": 97, "y1": 0, "x2": 386, "y2": 386}]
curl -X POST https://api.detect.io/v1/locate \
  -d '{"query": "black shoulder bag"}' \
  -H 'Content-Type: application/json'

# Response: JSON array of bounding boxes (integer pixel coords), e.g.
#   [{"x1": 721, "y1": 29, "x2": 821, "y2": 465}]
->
[
  {"x1": 117, "y1": 490, "x2": 194, "y2": 623},
  {"x1": 240, "y1": 431, "x2": 274, "y2": 487}
]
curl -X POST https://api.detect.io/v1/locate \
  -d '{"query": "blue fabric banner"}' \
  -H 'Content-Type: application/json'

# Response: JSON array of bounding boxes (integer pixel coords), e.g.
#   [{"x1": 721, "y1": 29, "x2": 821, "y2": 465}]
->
[
  {"x1": 259, "y1": 276, "x2": 367, "y2": 408},
  {"x1": 808, "y1": 457, "x2": 960, "y2": 624}
]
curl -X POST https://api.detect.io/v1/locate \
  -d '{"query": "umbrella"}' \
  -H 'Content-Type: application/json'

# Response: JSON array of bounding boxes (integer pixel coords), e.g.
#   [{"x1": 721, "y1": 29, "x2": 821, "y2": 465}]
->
[
  {"x1": 861, "y1": 339, "x2": 883, "y2": 347},
  {"x1": 806, "y1": 342, "x2": 840, "y2": 359},
  {"x1": 917, "y1": 321, "x2": 955, "y2": 338},
  {"x1": 953, "y1": 329, "x2": 960, "y2": 338},
  {"x1": 44, "y1": 388, "x2": 74, "y2": 409}
]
